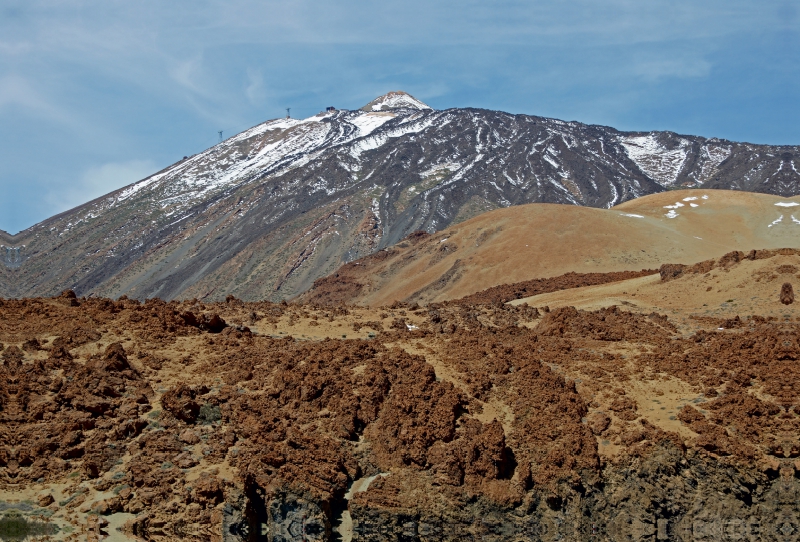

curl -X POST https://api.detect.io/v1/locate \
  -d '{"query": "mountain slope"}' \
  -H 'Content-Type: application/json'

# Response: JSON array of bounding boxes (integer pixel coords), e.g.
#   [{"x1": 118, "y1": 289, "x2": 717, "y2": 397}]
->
[
  {"x1": 298, "y1": 189, "x2": 800, "y2": 306},
  {"x1": 2, "y1": 91, "x2": 800, "y2": 301}
]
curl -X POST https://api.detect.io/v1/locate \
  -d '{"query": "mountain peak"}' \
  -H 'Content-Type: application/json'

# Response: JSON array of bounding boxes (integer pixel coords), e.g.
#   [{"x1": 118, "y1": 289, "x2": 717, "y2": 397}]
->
[{"x1": 360, "y1": 91, "x2": 431, "y2": 112}]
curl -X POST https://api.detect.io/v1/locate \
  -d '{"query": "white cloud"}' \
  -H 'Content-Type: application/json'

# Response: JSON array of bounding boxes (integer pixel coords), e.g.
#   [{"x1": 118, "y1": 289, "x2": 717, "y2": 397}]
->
[{"x1": 47, "y1": 160, "x2": 156, "y2": 214}]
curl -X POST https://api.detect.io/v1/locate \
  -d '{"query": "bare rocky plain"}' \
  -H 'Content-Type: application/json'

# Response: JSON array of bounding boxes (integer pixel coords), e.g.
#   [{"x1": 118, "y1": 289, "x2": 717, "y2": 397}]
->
[{"x1": 2, "y1": 245, "x2": 800, "y2": 541}]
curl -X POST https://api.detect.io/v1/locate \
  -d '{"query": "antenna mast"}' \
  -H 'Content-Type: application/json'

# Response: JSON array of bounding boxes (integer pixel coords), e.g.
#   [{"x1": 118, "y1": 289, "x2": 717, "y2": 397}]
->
[
  {"x1": 218, "y1": 130, "x2": 223, "y2": 143},
  {"x1": 286, "y1": 107, "x2": 291, "y2": 119}
]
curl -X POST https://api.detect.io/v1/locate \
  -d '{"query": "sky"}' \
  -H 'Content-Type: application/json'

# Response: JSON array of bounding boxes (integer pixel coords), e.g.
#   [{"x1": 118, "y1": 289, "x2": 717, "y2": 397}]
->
[{"x1": 0, "y1": 1, "x2": 798, "y2": 233}]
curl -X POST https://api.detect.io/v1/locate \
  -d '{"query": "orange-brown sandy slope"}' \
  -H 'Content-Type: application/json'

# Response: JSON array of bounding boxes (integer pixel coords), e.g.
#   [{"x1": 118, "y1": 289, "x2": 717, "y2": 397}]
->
[
  {"x1": 299, "y1": 189, "x2": 800, "y2": 306},
  {"x1": 509, "y1": 248, "x2": 800, "y2": 330}
]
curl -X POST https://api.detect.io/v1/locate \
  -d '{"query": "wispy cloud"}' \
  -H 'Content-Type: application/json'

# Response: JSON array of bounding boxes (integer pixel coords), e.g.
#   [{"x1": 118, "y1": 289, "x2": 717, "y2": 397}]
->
[
  {"x1": 46, "y1": 160, "x2": 157, "y2": 216},
  {"x1": 632, "y1": 57, "x2": 712, "y2": 81},
  {"x1": 0, "y1": 75, "x2": 72, "y2": 121},
  {"x1": 169, "y1": 55, "x2": 209, "y2": 96},
  {"x1": 245, "y1": 68, "x2": 265, "y2": 106}
]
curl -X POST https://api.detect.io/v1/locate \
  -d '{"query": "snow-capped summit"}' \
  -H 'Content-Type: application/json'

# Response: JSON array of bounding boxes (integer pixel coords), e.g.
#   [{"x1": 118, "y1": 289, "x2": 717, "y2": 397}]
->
[
  {"x1": 2, "y1": 94, "x2": 799, "y2": 302},
  {"x1": 360, "y1": 91, "x2": 432, "y2": 112}
]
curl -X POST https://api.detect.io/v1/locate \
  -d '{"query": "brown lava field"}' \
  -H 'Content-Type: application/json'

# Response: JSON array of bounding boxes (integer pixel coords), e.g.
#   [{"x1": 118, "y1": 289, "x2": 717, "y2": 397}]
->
[{"x1": 1, "y1": 251, "x2": 800, "y2": 541}]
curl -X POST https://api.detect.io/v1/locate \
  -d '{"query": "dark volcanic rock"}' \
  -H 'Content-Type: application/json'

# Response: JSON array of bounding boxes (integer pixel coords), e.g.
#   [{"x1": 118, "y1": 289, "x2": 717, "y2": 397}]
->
[{"x1": 781, "y1": 282, "x2": 794, "y2": 305}]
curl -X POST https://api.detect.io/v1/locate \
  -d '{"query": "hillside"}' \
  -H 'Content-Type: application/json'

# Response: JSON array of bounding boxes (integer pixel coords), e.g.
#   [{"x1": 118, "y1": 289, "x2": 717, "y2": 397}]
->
[
  {"x1": 1, "y1": 92, "x2": 800, "y2": 301},
  {"x1": 510, "y1": 246, "x2": 800, "y2": 321},
  {"x1": 299, "y1": 189, "x2": 800, "y2": 306}
]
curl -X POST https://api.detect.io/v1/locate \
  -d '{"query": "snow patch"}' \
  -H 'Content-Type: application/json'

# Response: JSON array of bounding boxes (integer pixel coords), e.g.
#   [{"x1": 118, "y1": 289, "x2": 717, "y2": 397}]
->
[
  {"x1": 350, "y1": 113, "x2": 440, "y2": 161},
  {"x1": 775, "y1": 202, "x2": 800, "y2": 207},
  {"x1": 421, "y1": 162, "x2": 462, "y2": 178},
  {"x1": 620, "y1": 134, "x2": 690, "y2": 186},
  {"x1": 699, "y1": 145, "x2": 731, "y2": 180},
  {"x1": 543, "y1": 154, "x2": 560, "y2": 170},
  {"x1": 349, "y1": 112, "x2": 395, "y2": 137},
  {"x1": 620, "y1": 213, "x2": 644, "y2": 218},
  {"x1": 768, "y1": 215, "x2": 784, "y2": 228},
  {"x1": 665, "y1": 209, "x2": 679, "y2": 219}
]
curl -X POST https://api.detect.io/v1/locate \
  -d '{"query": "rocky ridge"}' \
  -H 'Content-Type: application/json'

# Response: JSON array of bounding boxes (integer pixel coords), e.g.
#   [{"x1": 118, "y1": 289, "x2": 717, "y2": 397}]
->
[{"x1": 2, "y1": 92, "x2": 800, "y2": 302}]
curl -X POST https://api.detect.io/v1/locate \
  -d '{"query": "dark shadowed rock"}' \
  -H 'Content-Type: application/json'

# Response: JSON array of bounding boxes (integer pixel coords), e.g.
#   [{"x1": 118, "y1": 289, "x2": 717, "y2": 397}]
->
[
  {"x1": 201, "y1": 314, "x2": 227, "y2": 333},
  {"x1": 781, "y1": 282, "x2": 794, "y2": 305},
  {"x1": 659, "y1": 263, "x2": 686, "y2": 281},
  {"x1": 101, "y1": 342, "x2": 130, "y2": 371},
  {"x1": 161, "y1": 384, "x2": 201, "y2": 423}
]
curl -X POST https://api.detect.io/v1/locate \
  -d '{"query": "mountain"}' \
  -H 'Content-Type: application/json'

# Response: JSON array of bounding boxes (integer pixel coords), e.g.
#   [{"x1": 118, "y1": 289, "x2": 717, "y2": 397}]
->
[
  {"x1": 298, "y1": 189, "x2": 800, "y2": 306},
  {"x1": 2, "y1": 91, "x2": 800, "y2": 300}
]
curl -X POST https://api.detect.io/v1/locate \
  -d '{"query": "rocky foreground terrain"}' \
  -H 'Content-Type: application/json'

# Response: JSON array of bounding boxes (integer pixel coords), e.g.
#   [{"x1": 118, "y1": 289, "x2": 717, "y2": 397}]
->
[
  {"x1": 1, "y1": 249, "x2": 800, "y2": 541},
  {"x1": 2, "y1": 92, "x2": 800, "y2": 302}
]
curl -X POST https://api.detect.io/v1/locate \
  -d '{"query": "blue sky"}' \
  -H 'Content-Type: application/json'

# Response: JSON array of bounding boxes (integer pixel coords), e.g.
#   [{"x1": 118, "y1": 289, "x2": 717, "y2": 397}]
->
[{"x1": 1, "y1": 0, "x2": 798, "y2": 233}]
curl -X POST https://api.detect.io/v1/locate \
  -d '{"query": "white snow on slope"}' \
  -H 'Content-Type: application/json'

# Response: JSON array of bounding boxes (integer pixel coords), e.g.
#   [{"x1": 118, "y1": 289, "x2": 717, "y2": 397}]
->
[
  {"x1": 698, "y1": 144, "x2": 731, "y2": 180},
  {"x1": 420, "y1": 162, "x2": 462, "y2": 178},
  {"x1": 620, "y1": 134, "x2": 690, "y2": 186},
  {"x1": 349, "y1": 112, "x2": 396, "y2": 136},
  {"x1": 367, "y1": 92, "x2": 431, "y2": 111},
  {"x1": 116, "y1": 108, "x2": 411, "y2": 213},
  {"x1": 775, "y1": 202, "x2": 800, "y2": 207},
  {"x1": 75, "y1": 106, "x2": 449, "y2": 241},
  {"x1": 349, "y1": 111, "x2": 440, "y2": 161},
  {"x1": 116, "y1": 116, "x2": 328, "y2": 205},
  {"x1": 543, "y1": 154, "x2": 560, "y2": 170}
]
